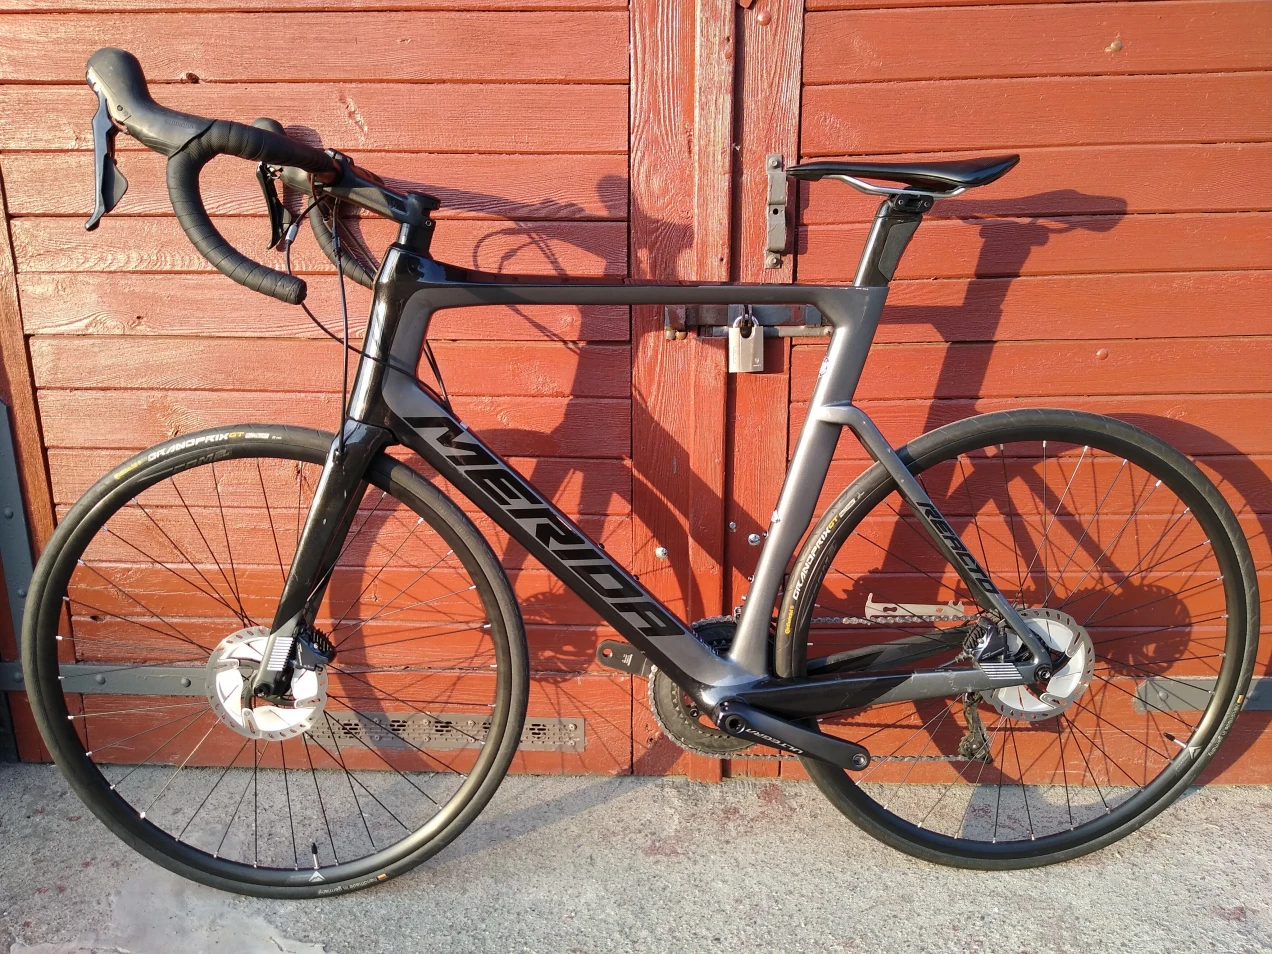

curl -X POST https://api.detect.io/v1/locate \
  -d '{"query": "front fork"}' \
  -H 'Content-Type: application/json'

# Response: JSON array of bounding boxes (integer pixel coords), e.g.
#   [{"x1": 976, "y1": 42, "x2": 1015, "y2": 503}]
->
[{"x1": 249, "y1": 420, "x2": 392, "y2": 698}]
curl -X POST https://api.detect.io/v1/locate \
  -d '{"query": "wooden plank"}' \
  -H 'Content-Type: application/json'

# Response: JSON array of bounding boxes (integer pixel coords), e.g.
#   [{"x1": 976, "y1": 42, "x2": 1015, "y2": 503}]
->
[
  {"x1": 798, "y1": 212, "x2": 1272, "y2": 283},
  {"x1": 727, "y1": 0, "x2": 801, "y2": 605},
  {"x1": 62, "y1": 501, "x2": 634, "y2": 566},
  {"x1": 0, "y1": 83, "x2": 629, "y2": 153},
  {"x1": 30, "y1": 337, "x2": 632, "y2": 398},
  {"x1": 0, "y1": 0, "x2": 626, "y2": 9},
  {"x1": 683, "y1": 0, "x2": 732, "y2": 634},
  {"x1": 48, "y1": 448, "x2": 632, "y2": 514},
  {"x1": 37, "y1": 389, "x2": 631, "y2": 457},
  {"x1": 629, "y1": 0, "x2": 706, "y2": 620},
  {"x1": 800, "y1": 144, "x2": 1272, "y2": 225},
  {"x1": 801, "y1": 73, "x2": 1272, "y2": 156},
  {"x1": 790, "y1": 337, "x2": 1272, "y2": 400},
  {"x1": 629, "y1": 0, "x2": 732, "y2": 782},
  {"x1": 815, "y1": 455, "x2": 1272, "y2": 517},
  {"x1": 0, "y1": 171, "x2": 54, "y2": 758},
  {"x1": 808, "y1": 0, "x2": 1180, "y2": 9},
  {"x1": 0, "y1": 12, "x2": 628, "y2": 83},
  {"x1": 790, "y1": 394, "x2": 1272, "y2": 459},
  {"x1": 871, "y1": 272, "x2": 1272, "y2": 344},
  {"x1": 805, "y1": 2, "x2": 1272, "y2": 84},
  {"x1": 692, "y1": 0, "x2": 734, "y2": 280},
  {"x1": 10, "y1": 216, "x2": 626, "y2": 276},
  {"x1": 2, "y1": 152, "x2": 628, "y2": 221},
  {"x1": 18, "y1": 274, "x2": 631, "y2": 342},
  {"x1": 726, "y1": 0, "x2": 804, "y2": 781}
]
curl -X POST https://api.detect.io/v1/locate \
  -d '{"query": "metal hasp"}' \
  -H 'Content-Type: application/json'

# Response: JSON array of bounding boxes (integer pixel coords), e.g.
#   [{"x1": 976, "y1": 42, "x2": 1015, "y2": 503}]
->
[
  {"x1": 764, "y1": 154, "x2": 788, "y2": 268},
  {"x1": 664, "y1": 304, "x2": 828, "y2": 340}
]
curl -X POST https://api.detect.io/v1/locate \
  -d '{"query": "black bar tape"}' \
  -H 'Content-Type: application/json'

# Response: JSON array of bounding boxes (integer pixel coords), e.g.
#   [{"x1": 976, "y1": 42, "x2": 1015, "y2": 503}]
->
[{"x1": 166, "y1": 120, "x2": 339, "y2": 305}]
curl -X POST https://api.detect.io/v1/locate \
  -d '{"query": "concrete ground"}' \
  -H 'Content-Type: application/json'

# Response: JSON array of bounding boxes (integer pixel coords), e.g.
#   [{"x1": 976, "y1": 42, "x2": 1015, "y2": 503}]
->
[{"x1": 0, "y1": 763, "x2": 1268, "y2": 954}]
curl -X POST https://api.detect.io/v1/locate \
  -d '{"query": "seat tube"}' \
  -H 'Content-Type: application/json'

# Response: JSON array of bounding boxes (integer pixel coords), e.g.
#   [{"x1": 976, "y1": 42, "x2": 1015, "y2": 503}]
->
[{"x1": 727, "y1": 287, "x2": 889, "y2": 676}]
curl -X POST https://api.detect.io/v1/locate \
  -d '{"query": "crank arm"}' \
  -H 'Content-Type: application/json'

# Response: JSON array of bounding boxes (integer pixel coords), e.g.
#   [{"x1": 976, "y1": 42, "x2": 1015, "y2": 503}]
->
[
  {"x1": 806, "y1": 627, "x2": 970, "y2": 676},
  {"x1": 714, "y1": 700, "x2": 870, "y2": 770}
]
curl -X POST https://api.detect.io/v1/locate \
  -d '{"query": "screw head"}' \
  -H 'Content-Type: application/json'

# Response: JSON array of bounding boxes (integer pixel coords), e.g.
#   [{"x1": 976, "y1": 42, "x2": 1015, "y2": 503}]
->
[
  {"x1": 747, "y1": 533, "x2": 761, "y2": 545},
  {"x1": 654, "y1": 546, "x2": 669, "y2": 560},
  {"x1": 728, "y1": 521, "x2": 737, "y2": 531},
  {"x1": 765, "y1": 253, "x2": 781, "y2": 268}
]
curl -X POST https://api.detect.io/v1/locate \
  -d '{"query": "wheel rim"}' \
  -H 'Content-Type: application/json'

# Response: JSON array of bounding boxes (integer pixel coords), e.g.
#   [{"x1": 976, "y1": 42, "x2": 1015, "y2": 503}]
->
[
  {"x1": 788, "y1": 424, "x2": 1246, "y2": 852},
  {"x1": 32, "y1": 435, "x2": 516, "y2": 886}
]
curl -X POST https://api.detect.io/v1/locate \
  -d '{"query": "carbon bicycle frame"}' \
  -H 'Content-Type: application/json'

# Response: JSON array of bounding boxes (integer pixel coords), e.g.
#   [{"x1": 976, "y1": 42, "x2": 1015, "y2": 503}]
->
[{"x1": 264, "y1": 204, "x2": 1052, "y2": 725}]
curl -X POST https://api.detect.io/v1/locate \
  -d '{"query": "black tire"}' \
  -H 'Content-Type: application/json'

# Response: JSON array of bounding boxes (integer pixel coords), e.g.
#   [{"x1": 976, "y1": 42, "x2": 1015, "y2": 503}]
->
[
  {"x1": 776, "y1": 408, "x2": 1258, "y2": 868},
  {"x1": 22, "y1": 425, "x2": 529, "y2": 897}
]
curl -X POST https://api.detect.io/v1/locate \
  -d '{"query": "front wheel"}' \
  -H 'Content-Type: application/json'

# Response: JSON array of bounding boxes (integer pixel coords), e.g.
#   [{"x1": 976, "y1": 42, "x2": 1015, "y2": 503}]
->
[
  {"x1": 777, "y1": 408, "x2": 1258, "y2": 868},
  {"x1": 22, "y1": 425, "x2": 529, "y2": 897}
]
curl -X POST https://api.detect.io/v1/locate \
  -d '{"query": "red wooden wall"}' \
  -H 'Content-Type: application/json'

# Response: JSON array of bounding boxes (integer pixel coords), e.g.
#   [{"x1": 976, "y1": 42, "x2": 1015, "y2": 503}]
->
[{"x1": 0, "y1": 0, "x2": 1269, "y2": 781}]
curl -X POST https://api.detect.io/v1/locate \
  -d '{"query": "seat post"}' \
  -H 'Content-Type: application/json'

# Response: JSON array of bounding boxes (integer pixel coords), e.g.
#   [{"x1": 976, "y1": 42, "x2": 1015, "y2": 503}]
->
[{"x1": 853, "y1": 192, "x2": 934, "y2": 287}]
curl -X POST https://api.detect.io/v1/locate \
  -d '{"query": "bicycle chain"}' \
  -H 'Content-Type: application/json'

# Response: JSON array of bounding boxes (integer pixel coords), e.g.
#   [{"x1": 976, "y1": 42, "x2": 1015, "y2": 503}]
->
[{"x1": 810, "y1": 614, "x2": 979, "y2": 626}]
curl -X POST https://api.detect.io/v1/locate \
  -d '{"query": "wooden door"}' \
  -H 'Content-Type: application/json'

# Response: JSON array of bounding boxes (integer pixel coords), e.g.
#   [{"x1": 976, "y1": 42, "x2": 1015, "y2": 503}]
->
[
  {"x1": 0, "y1": 3, "x2": 637, "y2": 771},
  {"x1": 786, "y1": 0, "x2": 1272, "y2": 782}
]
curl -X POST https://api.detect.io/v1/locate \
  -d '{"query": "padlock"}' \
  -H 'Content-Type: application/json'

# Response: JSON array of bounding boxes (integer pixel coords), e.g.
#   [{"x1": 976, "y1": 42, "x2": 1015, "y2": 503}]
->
[{"x1": 728, "y1": 312, "x2": 764, "y2": 373}]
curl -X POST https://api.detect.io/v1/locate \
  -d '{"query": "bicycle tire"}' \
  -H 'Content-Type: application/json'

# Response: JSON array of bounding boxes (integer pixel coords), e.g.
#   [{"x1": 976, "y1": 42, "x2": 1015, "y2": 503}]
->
[{"x1": 22, "y1": 425, "x2": 529, "y2": 897}]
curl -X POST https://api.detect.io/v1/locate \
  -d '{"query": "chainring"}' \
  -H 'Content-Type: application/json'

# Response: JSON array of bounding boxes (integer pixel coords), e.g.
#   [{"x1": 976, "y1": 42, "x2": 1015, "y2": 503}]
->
[{"x1": 648, "y1": 617, "x2": 753, "y2": 756}]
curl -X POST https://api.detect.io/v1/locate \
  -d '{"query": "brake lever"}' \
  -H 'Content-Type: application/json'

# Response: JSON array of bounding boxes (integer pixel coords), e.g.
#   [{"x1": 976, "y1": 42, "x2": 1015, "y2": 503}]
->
[
  {"x1": 255, "y1": 163, "x2": 293, "y2": 250},
  {"x1": 85, "y1": 86, "x2": 128, "y2": 231}
]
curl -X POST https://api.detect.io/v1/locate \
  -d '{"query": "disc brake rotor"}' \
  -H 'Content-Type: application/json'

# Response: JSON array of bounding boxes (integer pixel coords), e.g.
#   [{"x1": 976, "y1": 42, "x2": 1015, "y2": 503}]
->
[
  {"x1": 206, "y1": 625, "x2": 327, "y2": 741},
  {"x1": 987, "y1": 607, "x2": 1095, "y2": 722}
]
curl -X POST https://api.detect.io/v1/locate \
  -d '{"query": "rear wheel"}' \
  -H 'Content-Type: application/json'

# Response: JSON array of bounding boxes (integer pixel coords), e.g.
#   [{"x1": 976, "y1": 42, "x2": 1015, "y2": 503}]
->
[
  {"x1": 777, "y1": 409, "x2": 1257, "y2": 868},
  {"x1": 23, "y1": 425, "x2": 528, "y2": 897}
]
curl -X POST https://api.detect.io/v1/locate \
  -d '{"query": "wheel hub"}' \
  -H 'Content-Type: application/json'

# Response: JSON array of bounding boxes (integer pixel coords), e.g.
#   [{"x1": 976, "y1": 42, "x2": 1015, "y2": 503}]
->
[
  {"x1": 206, "y1": 626, "x2": 327, "y2": 741},
  {"x1": 987, "y1": 607, "x2": 1095, "y2": 722}
]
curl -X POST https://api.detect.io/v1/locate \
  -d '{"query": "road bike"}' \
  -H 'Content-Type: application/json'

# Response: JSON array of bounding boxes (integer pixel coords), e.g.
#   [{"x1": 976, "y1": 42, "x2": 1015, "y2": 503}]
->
[{"x1": 20, "y1": 48, "x2": 1259, "y2": 897}]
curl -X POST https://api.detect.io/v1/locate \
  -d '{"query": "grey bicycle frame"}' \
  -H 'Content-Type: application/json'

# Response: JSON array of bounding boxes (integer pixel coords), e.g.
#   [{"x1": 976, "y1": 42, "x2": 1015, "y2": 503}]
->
[{"x1": 265, "y1": 195, "x2": 1051, "y2": 722}]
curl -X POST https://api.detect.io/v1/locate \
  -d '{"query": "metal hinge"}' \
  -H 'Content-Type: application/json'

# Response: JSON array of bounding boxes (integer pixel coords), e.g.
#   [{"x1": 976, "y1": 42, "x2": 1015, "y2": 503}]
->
[
  {"x1": 664, "y1": 303, "x2": 828, "y2": 341},
  {"x1": 765, "y1": 154, "x2": 788, "y2": 269}
]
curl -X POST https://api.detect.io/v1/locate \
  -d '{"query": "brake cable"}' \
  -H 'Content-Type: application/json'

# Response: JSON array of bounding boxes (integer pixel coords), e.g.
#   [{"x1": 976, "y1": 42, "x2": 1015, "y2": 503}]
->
[
  {"x1": 329, "y1": 197, "x2": 351, "y2": 459},
  {"x1": 280, "y1": 193, "x2": 454, "y2": 453}
]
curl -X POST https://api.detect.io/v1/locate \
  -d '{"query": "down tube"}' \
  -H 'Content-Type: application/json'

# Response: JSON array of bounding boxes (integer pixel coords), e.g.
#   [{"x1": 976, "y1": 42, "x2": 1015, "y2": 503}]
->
[{"x1": 383, "y1": 396, "x2": 746, "y2": 691}]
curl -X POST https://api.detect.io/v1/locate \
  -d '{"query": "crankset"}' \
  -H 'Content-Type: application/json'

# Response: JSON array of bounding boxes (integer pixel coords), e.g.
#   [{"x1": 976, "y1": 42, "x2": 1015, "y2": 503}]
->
[{"x1": 648, "y1": 617, "x2": 753, "y2": 756}]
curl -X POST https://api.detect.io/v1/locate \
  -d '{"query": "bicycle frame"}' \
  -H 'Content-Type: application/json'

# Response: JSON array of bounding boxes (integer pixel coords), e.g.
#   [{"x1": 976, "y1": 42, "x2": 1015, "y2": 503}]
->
[{"x1": 263, "y1": 201, "x2": 1053, "y2": 734}]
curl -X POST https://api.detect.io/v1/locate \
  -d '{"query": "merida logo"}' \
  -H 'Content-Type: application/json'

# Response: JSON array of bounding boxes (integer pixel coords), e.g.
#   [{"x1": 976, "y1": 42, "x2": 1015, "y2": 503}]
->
[
  {"x1": 916, "y1": 503, "x2": 999, "y2": 596},
  {"x1": 406, "y1": 417, "x2": 682, "y2": 642}
]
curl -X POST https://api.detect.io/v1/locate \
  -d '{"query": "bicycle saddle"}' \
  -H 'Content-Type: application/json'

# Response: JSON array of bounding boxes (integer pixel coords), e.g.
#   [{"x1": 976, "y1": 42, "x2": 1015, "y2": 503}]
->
[{"x1": 788, "y1": 155, "x2": 1019, "y2": 195}]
